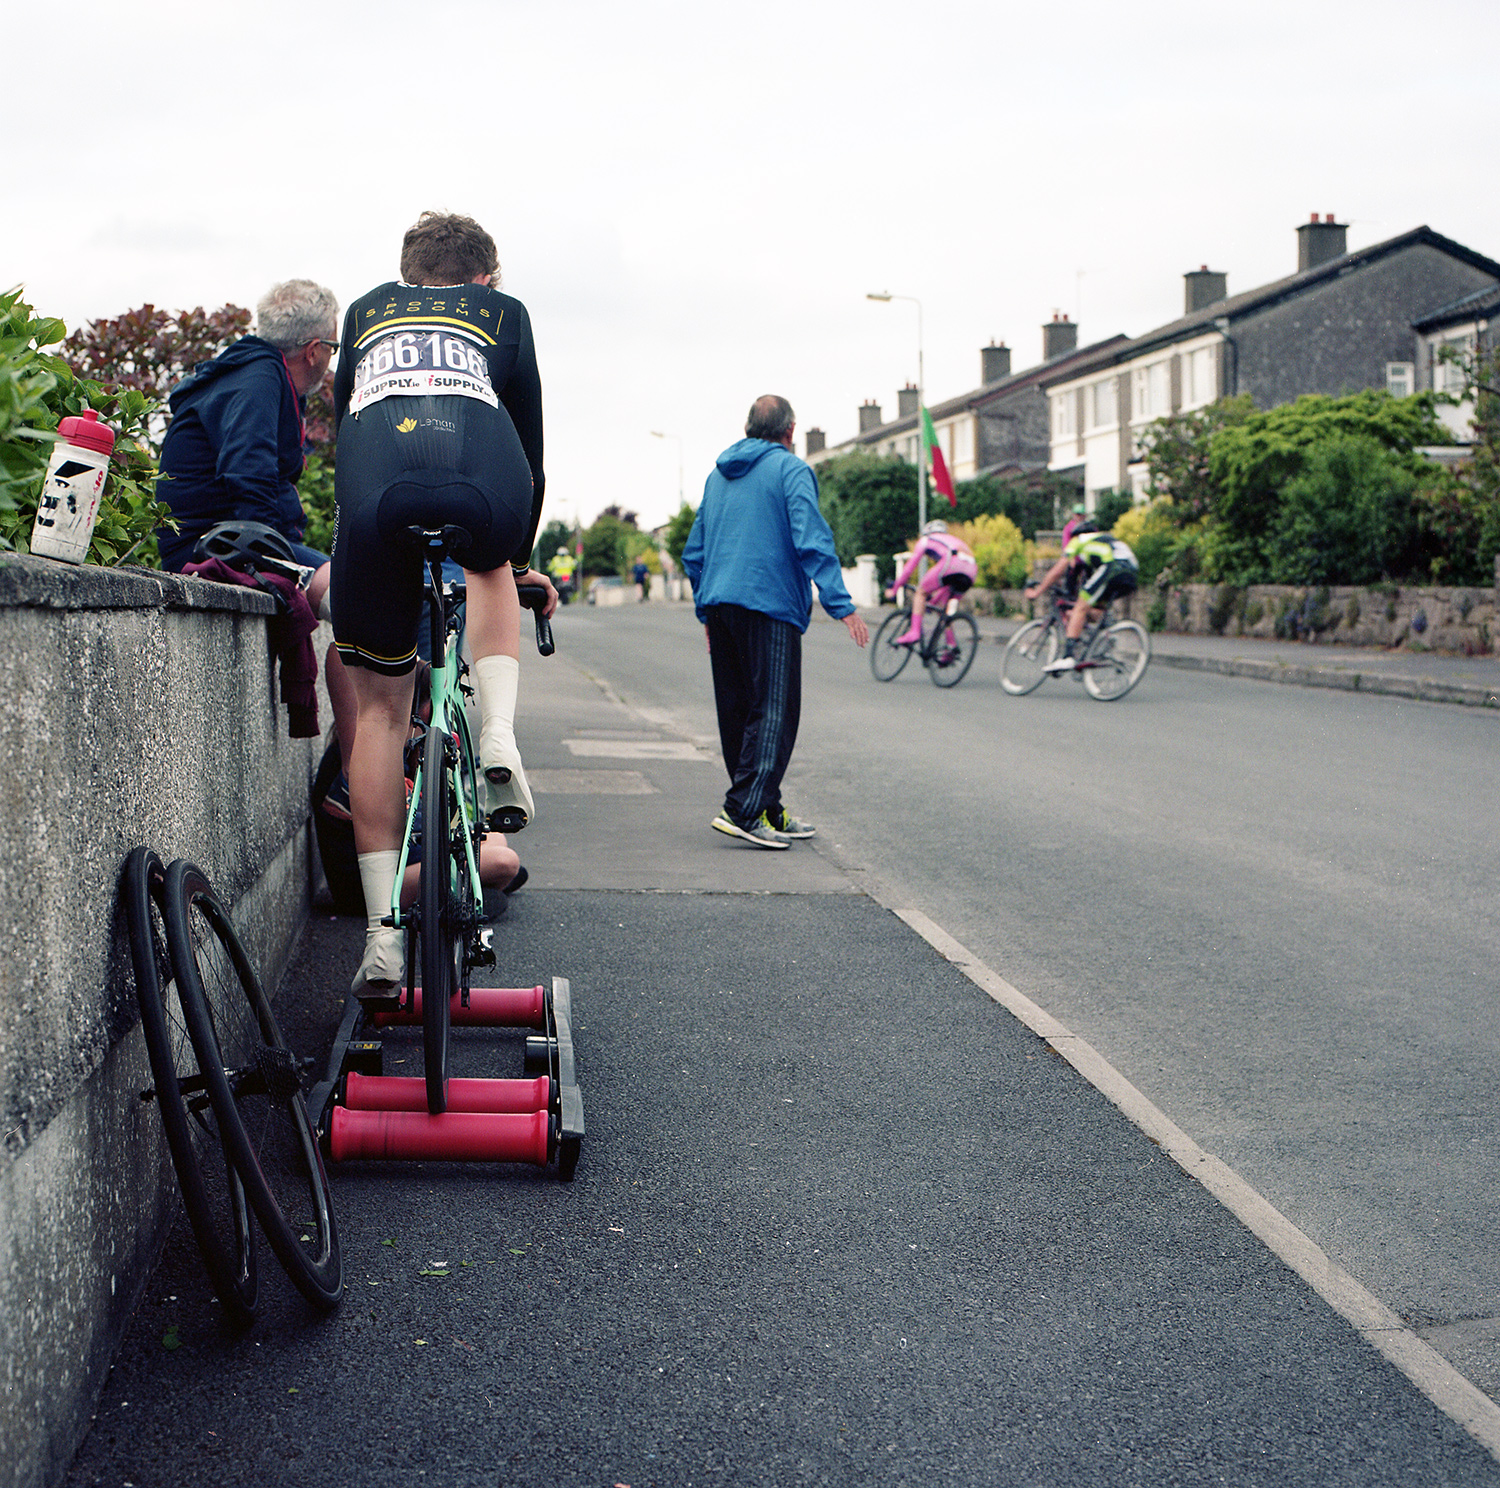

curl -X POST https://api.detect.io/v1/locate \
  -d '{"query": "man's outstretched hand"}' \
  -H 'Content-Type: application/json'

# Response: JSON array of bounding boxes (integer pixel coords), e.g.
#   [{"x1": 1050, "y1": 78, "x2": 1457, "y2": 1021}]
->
[{"x1": 843, "y1": 613, "x2": 869, "y2": 649}]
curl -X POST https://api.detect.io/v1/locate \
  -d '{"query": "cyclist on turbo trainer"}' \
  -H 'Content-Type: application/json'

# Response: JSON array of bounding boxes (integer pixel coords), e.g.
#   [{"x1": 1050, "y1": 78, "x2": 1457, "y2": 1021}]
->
[
  {"x1": 888, "y1": 520, "x2": 978, "y2": 644},
  {"x1": 1025, "y1": 514, "x2": 1139, "y2": 672},
  {"x1": 330, "y1": 211, "x2": 556, "y2": 998}
]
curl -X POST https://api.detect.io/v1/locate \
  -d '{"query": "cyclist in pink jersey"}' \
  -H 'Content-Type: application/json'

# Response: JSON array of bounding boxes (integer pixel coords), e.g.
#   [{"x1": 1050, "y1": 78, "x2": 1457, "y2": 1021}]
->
[{"x1": 888, "y1": 521, "x2": 978, "y2": 645}]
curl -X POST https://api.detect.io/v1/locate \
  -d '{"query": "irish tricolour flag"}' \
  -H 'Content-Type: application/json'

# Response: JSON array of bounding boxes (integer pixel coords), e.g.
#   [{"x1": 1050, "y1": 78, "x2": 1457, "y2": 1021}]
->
[{"x1": 920, "y1": 407, "x2": 957, "y2": 508}]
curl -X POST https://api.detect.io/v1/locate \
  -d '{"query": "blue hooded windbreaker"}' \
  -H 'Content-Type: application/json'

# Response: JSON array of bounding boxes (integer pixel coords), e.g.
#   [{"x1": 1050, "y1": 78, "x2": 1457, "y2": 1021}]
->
[
  {"x1": 155, "y1": 335, "x2": 309, "y2": 570},
  {"x1": 680, "y1": 439, "x2": 855, "y2": 632}
]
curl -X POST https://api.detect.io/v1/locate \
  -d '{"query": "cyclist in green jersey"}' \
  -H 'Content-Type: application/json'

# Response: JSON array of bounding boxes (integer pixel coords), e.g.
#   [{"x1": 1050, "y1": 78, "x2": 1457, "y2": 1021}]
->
[{"x1": 1025, "y1": 515, "x2": 1139, "y2": 673}]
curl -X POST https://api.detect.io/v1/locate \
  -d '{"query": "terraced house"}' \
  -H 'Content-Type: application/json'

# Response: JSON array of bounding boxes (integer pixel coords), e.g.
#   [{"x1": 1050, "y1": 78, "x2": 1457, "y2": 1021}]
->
[{"x1": 1041, "y1": 216, "x2": 1500, "y2": 507}]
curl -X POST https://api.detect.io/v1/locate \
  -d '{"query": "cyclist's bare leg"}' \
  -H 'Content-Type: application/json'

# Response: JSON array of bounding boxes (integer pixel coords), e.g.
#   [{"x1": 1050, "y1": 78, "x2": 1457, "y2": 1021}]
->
[
  {"x1": 464, "y1": 565, "x2": 535, "y2": 831},
  {"x1": 305, "y1": 561, "x2": 359, "y2": 765},
  {"x1": 347, "y1": 667, "x2": 413, "y2": 995},
  {"x1": 400, "y1": 833, "x2": 520, "y2": 908}
]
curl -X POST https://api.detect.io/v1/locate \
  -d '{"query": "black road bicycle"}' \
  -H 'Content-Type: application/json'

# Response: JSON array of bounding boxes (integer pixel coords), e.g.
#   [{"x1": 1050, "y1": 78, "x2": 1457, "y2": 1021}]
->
[
  {"x1": 870, "y1": 588, "x2": 981, "y2": 688},
  {"x1": 1000, "y1": 593, "x2": 1151, "y2": 701}
]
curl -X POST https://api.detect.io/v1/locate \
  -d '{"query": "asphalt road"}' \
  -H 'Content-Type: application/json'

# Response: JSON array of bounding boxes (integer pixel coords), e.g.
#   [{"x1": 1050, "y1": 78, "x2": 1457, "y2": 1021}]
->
[
  {"x1": 544, "y1": 601, "x2": 1500, "y2": 1398},
  {"x1": 62, "y1": 600, "x2": 1500, "y2": 1487}
]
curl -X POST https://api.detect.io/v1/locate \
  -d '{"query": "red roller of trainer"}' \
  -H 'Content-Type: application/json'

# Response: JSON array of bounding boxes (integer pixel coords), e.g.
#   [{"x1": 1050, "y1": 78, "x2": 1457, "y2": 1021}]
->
[
  {"x1": 329, "y1": 1107, "x2": 549, "y2": 1164},
  {"x1": 345, "y1": 1071, "x2": 550, "y2": 1114},
  {"x1": 368, "y1": 985, "x2": 546, "y2": 1029}
]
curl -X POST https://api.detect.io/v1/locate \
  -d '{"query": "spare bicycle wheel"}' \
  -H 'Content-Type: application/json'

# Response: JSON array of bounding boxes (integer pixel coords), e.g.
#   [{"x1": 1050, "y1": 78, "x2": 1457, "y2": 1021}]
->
[
  {"x1": 126, "y1": 846, "x2": 258, "y2": 1324},
  {"x1": 161, "y1": 859, "x2": 342, "y2": 1312}
]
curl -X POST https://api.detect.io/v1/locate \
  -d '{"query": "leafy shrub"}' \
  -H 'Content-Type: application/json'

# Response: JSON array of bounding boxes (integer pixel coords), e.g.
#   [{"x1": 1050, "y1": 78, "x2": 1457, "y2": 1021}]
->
[
  {"x1": 1092, "y1": 488, "x2": 1134, "y2": 531},
  {"x1": 952, "y1": 513, "x2": 1026, "y2": 589},
  {"x1": 0, "y1": 288, "x2": 168, "y2": 566},
  {"x1": 663, "y1": 502, "x2": 696, "y2": 571},
  {"x1": 1265, "y1": 435, "x2": 1419, "y2": 585}
]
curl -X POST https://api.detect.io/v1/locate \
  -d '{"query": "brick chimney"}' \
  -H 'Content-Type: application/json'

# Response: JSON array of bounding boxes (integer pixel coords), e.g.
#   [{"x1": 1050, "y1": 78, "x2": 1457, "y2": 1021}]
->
[
  {"x1": 981, "y1": 340, "x2": 1011, "y2": 383},
  {"x1": 1297, "y1": 212, "x2": 1347, "y2": 273},
  {"x1": 1043, "y1": 313, "x2": 1077, "y2": 361},
  {"x1": 1184, "y1": 265, "x2": 1227, "y2": 314},
  {"x1": 804, "y1": 427, "x2": 825, "y2": 456},
  {"x1": 858, "y1": 399, "x2": 883, "y2": 433},
  {"x1": 897, "y1": 382, "x2": 920, "y2": 419}
]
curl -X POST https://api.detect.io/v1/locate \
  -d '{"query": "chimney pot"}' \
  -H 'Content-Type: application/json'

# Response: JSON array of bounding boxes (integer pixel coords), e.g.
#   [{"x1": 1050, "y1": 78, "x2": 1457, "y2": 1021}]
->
[
  {"x1": 1042, "y1": 315, "x2": 1078, "y2": 360},
  {"x1": 1184, "y1": 266, "x2": 1228, "y2": 314},
  {"x1": 897, "y1": 383, "x2": 920, "y2": 419},
  {"x1": 981, "y1": 341, "x2": 1012, "y2": 383},
  {"x1": 1297, "y1": 213, "x2": 1347, "y2": 272}
]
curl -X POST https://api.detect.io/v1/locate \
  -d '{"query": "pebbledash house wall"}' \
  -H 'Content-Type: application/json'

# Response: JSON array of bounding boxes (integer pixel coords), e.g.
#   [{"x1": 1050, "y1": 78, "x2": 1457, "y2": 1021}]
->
[{"x1": 0, "y1": 555, "x2": 329, "y2": 1488}]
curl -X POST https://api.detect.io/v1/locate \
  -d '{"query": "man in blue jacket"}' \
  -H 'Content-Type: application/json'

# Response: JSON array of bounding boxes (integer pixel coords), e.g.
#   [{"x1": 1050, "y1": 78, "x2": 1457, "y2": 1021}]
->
[{"x1": 682, "y1": 395, "x2": 869, "y2": 849}]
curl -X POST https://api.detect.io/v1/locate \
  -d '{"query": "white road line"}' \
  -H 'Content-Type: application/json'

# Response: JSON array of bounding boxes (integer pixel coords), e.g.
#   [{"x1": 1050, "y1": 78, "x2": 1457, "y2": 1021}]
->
[{"x1": 889, "y1": 903, "x2": 1500, "y2": 1464}]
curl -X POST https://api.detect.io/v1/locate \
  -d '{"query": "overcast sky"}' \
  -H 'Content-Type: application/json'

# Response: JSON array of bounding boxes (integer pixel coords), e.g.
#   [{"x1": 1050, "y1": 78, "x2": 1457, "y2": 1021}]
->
[{"x1": 7, "y1": 0, "x2": 1499, "y2": 535}]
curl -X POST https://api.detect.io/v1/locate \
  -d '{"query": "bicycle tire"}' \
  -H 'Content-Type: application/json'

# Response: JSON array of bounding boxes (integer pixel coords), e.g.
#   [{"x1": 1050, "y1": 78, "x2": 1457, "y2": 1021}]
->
[
  {"x1": 870, "y1": 610, "x2": 916, "y2": 681},
  {"x1": 1000, "y1": 618, "x2": 1059, "y2": 695},
  {"x1": 160, "y1": 859, "x2": 343, "y2": 1312},
  {"x1": 924, "y1": 612, "x2": 980, "y2": 688},
  {"x1": 126, "y1": 847, "x2": 259, "y2": 1324},
  {"x1": 1082, "y1": 620, "x2": 1150, "y2": 701},
  {"x1": 421, "y1": 717, "x2": 453, "y2": 1114}
]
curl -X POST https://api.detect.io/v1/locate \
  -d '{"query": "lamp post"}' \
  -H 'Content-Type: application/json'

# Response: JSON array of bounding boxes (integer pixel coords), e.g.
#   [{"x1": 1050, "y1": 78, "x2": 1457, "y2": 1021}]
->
[
  {"x1": 649, "y1": 430, "x2": 684, "y2": 510},
  {"x1": 867, "y1": 291, "x2": 927, "y2": 531}
]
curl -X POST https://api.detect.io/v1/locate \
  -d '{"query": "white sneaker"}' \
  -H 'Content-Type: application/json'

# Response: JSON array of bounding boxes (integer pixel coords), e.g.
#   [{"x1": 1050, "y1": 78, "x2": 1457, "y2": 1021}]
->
[
  {"x1": 481, "y1": 734, "x2": 535, "y2": 834},
  {"x1": 1043, "y1": 654, "x2": 1078, "y2": 673},
  {"x1": 351, "y1": 926, "x2": 405, "y2": 999}
]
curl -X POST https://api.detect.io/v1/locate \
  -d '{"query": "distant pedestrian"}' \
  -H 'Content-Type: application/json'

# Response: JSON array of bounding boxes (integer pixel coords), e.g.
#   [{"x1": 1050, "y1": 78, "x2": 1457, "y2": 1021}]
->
[
  {"x1": 681, "y1": 394, "x2": 869, "y2": 849},
  {"x1": 632, "y1": 557, "x2": 650, "y2": 601}
]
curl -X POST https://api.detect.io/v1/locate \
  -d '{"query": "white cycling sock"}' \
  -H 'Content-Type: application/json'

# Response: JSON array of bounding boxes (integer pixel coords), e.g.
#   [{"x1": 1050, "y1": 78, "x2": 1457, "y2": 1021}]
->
[
  {"x1": 473, "y1": 654, "x2": 520, "y2": 763},
  {"x1": 357, "y1": 849, "x2": 401, "y2": 931}
]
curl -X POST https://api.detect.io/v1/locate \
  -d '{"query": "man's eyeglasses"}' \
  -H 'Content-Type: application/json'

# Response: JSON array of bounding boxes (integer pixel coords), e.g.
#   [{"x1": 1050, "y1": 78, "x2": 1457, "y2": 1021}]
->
[{"x1": 310, "y1": 338, "x2": 339, "y2": 354}]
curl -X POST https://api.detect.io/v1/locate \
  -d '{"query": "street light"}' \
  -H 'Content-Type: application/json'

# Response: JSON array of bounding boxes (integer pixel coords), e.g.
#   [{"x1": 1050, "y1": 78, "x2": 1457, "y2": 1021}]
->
[
  {"x1": 649, "y1": 430, "x2": 684, "y2": 510},
  {"x1": 866, "y1": 291, "x2": 927, "y2": 530}
]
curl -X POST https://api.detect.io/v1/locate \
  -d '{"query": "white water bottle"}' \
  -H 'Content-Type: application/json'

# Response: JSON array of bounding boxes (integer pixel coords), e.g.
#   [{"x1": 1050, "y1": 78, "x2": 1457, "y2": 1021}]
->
[{"x1": 31, "y1": 410, "x2": 116, "y2": 564}]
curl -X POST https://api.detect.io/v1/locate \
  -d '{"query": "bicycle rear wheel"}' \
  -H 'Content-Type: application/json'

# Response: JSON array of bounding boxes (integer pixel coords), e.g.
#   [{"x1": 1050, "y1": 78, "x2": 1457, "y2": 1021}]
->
[
  {"x1": 126, "y1": 847, "x2": 258, "y2": 1324},
  {"x1": 1082, "y1": 620, "x2": 1150, "y2": 700},
  {"x1": 421, "y1": 717, "x2": 454, "y2": 1114},
  {"x1": 924, "y1": 612, "x2": 979, "y2": 688},
  {"x1": 870, "y1": 610, "x2": 916, "y2": 681},
  {"x1": 161, "y1": 860, "x2": 342, "y2": 1312},
  {"x1": 1000, "y1": 619, "x2": 1058, "y2": 695}
]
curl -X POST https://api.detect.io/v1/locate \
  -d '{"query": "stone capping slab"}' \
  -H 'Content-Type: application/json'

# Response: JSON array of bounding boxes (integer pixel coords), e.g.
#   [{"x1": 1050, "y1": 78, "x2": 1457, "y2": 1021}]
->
[
  {"x1": 1154, "y1": 650, "x2": 1500, "y2": 708},
  {"x1": 0, "y1": 553, "x2": 277, "y2": 615}
]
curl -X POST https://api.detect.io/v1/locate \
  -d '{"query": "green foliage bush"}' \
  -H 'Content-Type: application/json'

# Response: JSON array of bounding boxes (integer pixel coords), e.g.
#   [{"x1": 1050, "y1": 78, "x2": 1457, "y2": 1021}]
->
[
  {"x1": 0, "y1": 288, "x2": 169, "y2": 566},
  {"x1": 663, "y1": 502, "x2": 696, "y2": 570},
  {"x1": 952, "y1": 513, "x2": 1027, "y2": 589}
]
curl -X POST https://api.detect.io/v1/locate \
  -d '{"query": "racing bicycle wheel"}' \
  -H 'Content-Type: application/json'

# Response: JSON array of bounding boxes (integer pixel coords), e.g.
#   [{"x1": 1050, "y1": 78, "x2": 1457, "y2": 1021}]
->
[
  {"x1": 870, "y1": 610, "x2": 917, "y2": 681},
  {"x1": 923, "y1": 611, "x2": 980, "y2": 688},
  {"x1": 160, "y1": 859, "x2": 343, "y2": 1312},
  {"x1": 1081, "y1": 620, "x2": 1150, "y2": 701},
  {"x1": 1000, "y1": 619, "x2": 1060, "y2": 695},
  {"x1": 420, "y1": 716, "x2": 454, "y2": 1114},
  {"x1": 126, "y1": 847, "x2": 259, "y2": 1324}
]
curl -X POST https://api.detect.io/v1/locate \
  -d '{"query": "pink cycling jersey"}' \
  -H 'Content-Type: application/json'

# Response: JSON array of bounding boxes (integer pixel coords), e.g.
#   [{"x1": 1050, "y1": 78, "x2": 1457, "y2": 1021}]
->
[{"x1": 894, "y1": 531, "x2": 978, "y2": 598}]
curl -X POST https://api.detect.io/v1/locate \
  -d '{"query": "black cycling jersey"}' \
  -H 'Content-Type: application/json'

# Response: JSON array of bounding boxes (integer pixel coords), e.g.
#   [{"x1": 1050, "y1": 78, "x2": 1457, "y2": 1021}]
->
[
  {"x1": 333, "y1": 280, "x2": 543, "y2": 515},
  {"x1": 329, "y1": 281, "x2": 546, "y2": 675}
]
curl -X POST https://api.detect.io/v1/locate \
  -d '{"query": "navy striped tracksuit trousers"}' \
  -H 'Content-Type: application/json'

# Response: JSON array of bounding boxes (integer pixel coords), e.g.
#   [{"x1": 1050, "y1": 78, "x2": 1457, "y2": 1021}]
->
[{"x1": 704, "y1": 603, "x2": 801, "y2": 829}]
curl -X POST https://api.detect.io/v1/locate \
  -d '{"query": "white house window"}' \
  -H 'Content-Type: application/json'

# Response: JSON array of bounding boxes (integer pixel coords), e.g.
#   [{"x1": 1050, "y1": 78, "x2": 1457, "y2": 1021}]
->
[
  {"x1": 951, "y1": 417, "x2": 974, "y2": 469},
  {"x1": 1089, "y1": 379, "x2": 1117, "y2": 429},
  {"x1": 1053, "y1": 392, "x2": 1076, "y2": 439},
  {"x1": 1434, "y1": 334, "x2": 1475, "y2": 395},
  {"x1": 1183, "y1": 346, "x2": 1216, "y2": 407},
  {"x1": 1134, "y1": 360, "x2": 1171, "y2": 419},
  {"x1": 1386, "y1": 362, "x2": 1414, "y2": 398}
]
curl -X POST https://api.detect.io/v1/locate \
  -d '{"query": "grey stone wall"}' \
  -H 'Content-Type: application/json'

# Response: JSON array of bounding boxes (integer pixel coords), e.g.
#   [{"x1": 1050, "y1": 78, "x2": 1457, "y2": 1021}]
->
[{"x1": 0, "y1": 556, "x2": 329, "y2": 1488}]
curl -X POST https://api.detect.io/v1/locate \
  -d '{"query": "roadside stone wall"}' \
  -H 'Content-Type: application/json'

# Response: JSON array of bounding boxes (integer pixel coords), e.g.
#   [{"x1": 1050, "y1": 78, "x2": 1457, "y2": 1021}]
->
[
  {"x1": 0, "y1": 556, "x2": 328, "y2": 1488},
  {"x1": 971, "y1": 574, "x2": 1499, "y2": 656}
]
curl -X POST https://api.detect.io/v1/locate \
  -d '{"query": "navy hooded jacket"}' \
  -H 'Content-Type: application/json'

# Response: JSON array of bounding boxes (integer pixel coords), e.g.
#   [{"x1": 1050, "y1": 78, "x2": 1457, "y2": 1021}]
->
[
  {"x1": 681, "y1": 439, "x2": 855, "y2": 633},
  {"x1": 155, "y1": 336, "x2": 309, "y2": 570}
]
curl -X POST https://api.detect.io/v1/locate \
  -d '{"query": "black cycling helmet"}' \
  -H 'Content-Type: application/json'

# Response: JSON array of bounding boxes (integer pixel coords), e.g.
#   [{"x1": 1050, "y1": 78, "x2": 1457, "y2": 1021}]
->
[{"x1": 194, "y1": 520, "x2": 300, "y2": 574}]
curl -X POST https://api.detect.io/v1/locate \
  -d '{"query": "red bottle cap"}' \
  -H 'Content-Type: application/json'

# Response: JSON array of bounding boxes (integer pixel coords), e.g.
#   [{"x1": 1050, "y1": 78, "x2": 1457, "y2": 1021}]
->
[{"x1": 57, "y1": 409, "x2": 116, "y2": 457}]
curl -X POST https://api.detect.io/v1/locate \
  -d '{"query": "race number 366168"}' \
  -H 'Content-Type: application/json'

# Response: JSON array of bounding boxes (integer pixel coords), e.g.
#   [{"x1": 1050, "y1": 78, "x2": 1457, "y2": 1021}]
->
[{"x1": 356, "y1": 331, "x2": 489, "y2": 387}]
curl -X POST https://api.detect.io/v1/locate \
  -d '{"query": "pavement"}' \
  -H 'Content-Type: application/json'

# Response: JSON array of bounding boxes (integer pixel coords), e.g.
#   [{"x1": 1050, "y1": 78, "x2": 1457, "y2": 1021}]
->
[{"x1": 63, "y1": 622, "x2": 1500, "y2": 1488}]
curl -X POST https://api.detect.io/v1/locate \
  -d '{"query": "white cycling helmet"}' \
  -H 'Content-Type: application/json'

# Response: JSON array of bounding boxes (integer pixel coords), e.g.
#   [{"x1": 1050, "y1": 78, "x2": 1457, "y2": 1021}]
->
[{"x1": 922, "y1": 519, "x2": 949, "y2": 535}]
